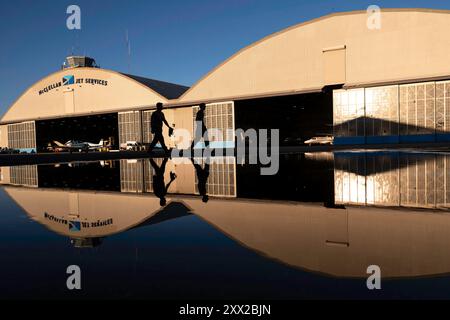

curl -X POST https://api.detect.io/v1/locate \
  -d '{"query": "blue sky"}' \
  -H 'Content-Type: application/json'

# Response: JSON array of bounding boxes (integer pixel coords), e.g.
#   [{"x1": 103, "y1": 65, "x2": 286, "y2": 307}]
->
[{"x1": 0, "y1": 0, "x2": 449, "y2": 117}]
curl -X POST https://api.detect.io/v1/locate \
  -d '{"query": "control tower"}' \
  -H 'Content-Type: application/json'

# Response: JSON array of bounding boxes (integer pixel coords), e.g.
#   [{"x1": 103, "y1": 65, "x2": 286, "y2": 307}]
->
[{"x1": 62, "y1": 56, "x2": 99, "y2": 69}]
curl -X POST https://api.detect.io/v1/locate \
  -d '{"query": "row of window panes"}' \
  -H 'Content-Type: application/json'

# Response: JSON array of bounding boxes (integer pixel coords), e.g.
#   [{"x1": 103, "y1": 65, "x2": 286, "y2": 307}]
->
[{"x1": 334, "y1": 81, "x2": 450, "y2": 137}]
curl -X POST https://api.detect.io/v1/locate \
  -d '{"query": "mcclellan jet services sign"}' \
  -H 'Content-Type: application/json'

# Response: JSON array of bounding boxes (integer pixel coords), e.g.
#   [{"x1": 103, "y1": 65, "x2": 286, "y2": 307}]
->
[{"x1": 38, "y1": 75, "x2": 109, "y2": 95}]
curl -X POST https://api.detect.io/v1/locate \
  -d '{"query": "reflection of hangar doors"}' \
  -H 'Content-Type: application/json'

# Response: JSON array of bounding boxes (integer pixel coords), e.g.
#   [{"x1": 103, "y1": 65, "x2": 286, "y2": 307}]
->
[
  {"x1": 323, "y1": 45, "x2": 346, "y2": 85},
  {"x1": 192, "y1": 101, "x2": 235, "y2": 149},
  {"x1": 9, "y1": 165, "x2": 38, "y2": 187},
  {"x1": 120, "y1": 159, "x2": 144, "y2": 193},
  {"x1": 64, "y1": 89, "x2": 75, "y2": 114},
  {"x1": 118, "y1": 111, "x2": 142, "y2": 146},
  {"x1": 207, "y1": 157, "x2": 237, "y2": 198},
  {"x1": 194, "y1": 157, "x2": 237, "y2": 198}
]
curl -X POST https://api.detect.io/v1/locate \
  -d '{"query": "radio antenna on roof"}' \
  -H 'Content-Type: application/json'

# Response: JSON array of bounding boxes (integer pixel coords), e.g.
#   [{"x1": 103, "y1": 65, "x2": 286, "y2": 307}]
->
[{"x1": 125, "y1": 29, "x2": 131, "y2": 73}]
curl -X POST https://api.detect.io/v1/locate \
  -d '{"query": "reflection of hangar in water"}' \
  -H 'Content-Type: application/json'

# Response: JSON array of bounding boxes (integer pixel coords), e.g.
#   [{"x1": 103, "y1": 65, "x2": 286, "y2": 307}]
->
[
  {"x1": 334, "y1": 152, "x2": 450, "y2": 209},
  {"x1": 0, "y1": 158, "x2": 238, "y2": 198},
  {"x1": 3, "y1": 9, "x2": 450, "y2": 150},
  {"x1": 3, "y1": 152, "x2": 450, "y2": 277},
  {"x1": 3, "y1": 152, "x2": 450, "y2": 210},
  {"x1": 5, "y1": 183, "x2": 450, "y2": 278},
  {"x1": 0, "y1": 154, "x2": 335, "y2": 203}
]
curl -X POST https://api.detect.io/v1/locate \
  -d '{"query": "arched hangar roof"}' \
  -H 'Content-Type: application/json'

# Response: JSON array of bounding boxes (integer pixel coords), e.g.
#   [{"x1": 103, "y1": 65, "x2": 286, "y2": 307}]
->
[
  {"x1": 1, "y1": 68, "x2": 189, "y2": 124},
  {"x1": 3, "y1": 8, "x2": 450, "y2": 123},
  {"x1": 121, "y1": 73, "x2": 189, "y2": 100},
  {"x1": 178, "y1": 8, "x2": 450, "y2": 104}
]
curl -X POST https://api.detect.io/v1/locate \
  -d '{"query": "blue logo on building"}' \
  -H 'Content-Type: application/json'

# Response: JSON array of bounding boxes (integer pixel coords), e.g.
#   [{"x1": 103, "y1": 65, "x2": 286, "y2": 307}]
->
[
  {"x1": 63, "y1": 75, "x2": 75, "y2": 86},
  {"x1": 69, "y1": 221, "x2": 81, "y2": 232}
]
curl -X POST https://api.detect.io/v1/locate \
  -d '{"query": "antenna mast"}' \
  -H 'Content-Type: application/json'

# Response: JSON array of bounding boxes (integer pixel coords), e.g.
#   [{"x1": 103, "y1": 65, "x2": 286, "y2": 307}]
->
[{"x1": 125, "y1": 29, "x2": 131, "y2": 73}]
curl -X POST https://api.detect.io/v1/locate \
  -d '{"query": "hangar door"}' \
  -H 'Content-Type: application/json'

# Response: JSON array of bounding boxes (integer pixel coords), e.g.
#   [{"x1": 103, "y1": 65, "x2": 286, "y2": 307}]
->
[
  {"x1": 118, "y1": 111, "x2": 142, "y2": 146},
  {"x1": 142, "y1": 111, "x2": 154, "y2": 144},
  {"x1": 8, "y1": 121, "x2": 36, "y2": 152},
  {"x1": 192, "y1": 101, "x2": 235, "y2": 149}
]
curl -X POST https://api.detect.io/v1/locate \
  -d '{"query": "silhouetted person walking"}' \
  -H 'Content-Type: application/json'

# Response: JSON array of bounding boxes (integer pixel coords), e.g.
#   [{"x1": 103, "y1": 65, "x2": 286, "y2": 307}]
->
[
  {"x1": 150, "y1": 158, "x2": 177, "y2": 207},
  {"x1": 191, "y1": 103, "x2": 209, "y2": 150},
  {"x1": 149, "y1": 102, "x2": 174, "y2": 154},
  {"x1": 191, "y1": 158, "x2": 210, "y2": 203}
]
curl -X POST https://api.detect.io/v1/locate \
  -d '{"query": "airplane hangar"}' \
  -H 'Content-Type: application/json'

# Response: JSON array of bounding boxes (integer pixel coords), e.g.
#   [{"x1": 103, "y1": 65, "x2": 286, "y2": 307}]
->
[{"x1": 2, "y1": 9, "x2": 450, "y2": 152}]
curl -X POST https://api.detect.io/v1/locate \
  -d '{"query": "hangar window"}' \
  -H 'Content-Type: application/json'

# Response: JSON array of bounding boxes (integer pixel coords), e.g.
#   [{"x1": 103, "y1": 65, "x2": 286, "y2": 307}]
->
[
  {"x1": 333, "y1": 89, "x2": 364, "y2": 137},
  {"x1": 436, "y1": 82, "x2": 445, "y2": 132},
  {"x1": 435, "y1": 80, "x2": 450, "y2": 133},
  {"x1": 365, "y1": 85, "x2": 398, "y2": 136},
  {"x1": 399, "y1": 82, "x2": 435, "y2": 135}
]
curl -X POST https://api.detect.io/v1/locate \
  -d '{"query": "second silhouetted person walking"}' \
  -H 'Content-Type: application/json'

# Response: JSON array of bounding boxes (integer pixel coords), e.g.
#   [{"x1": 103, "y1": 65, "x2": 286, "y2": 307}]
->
[
  {"x1": 191, "y1": 103, "x2": 210, "y2": 150},
  {"x1": 149, "y1": 102, "x2": 174, "y2": 154}
]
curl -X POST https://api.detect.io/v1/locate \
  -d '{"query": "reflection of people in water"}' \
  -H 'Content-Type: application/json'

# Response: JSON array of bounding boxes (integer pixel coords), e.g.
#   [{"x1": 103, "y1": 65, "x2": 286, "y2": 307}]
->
[
  {"x1": 150, "y1": 158, "x2": 177, "y2": 206},
  {"x1": 192, "y1": 158, "x2": 210, "y2": 203},
  {"x1": 191, "y1": 103, "x2": 210, "y2": 150}
]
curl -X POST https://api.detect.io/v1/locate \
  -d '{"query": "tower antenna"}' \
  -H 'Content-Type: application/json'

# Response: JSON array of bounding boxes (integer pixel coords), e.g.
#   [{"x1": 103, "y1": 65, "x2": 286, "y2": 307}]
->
[{"x1": 125, "y1": 29, "x2": 131, "y2": 73}]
